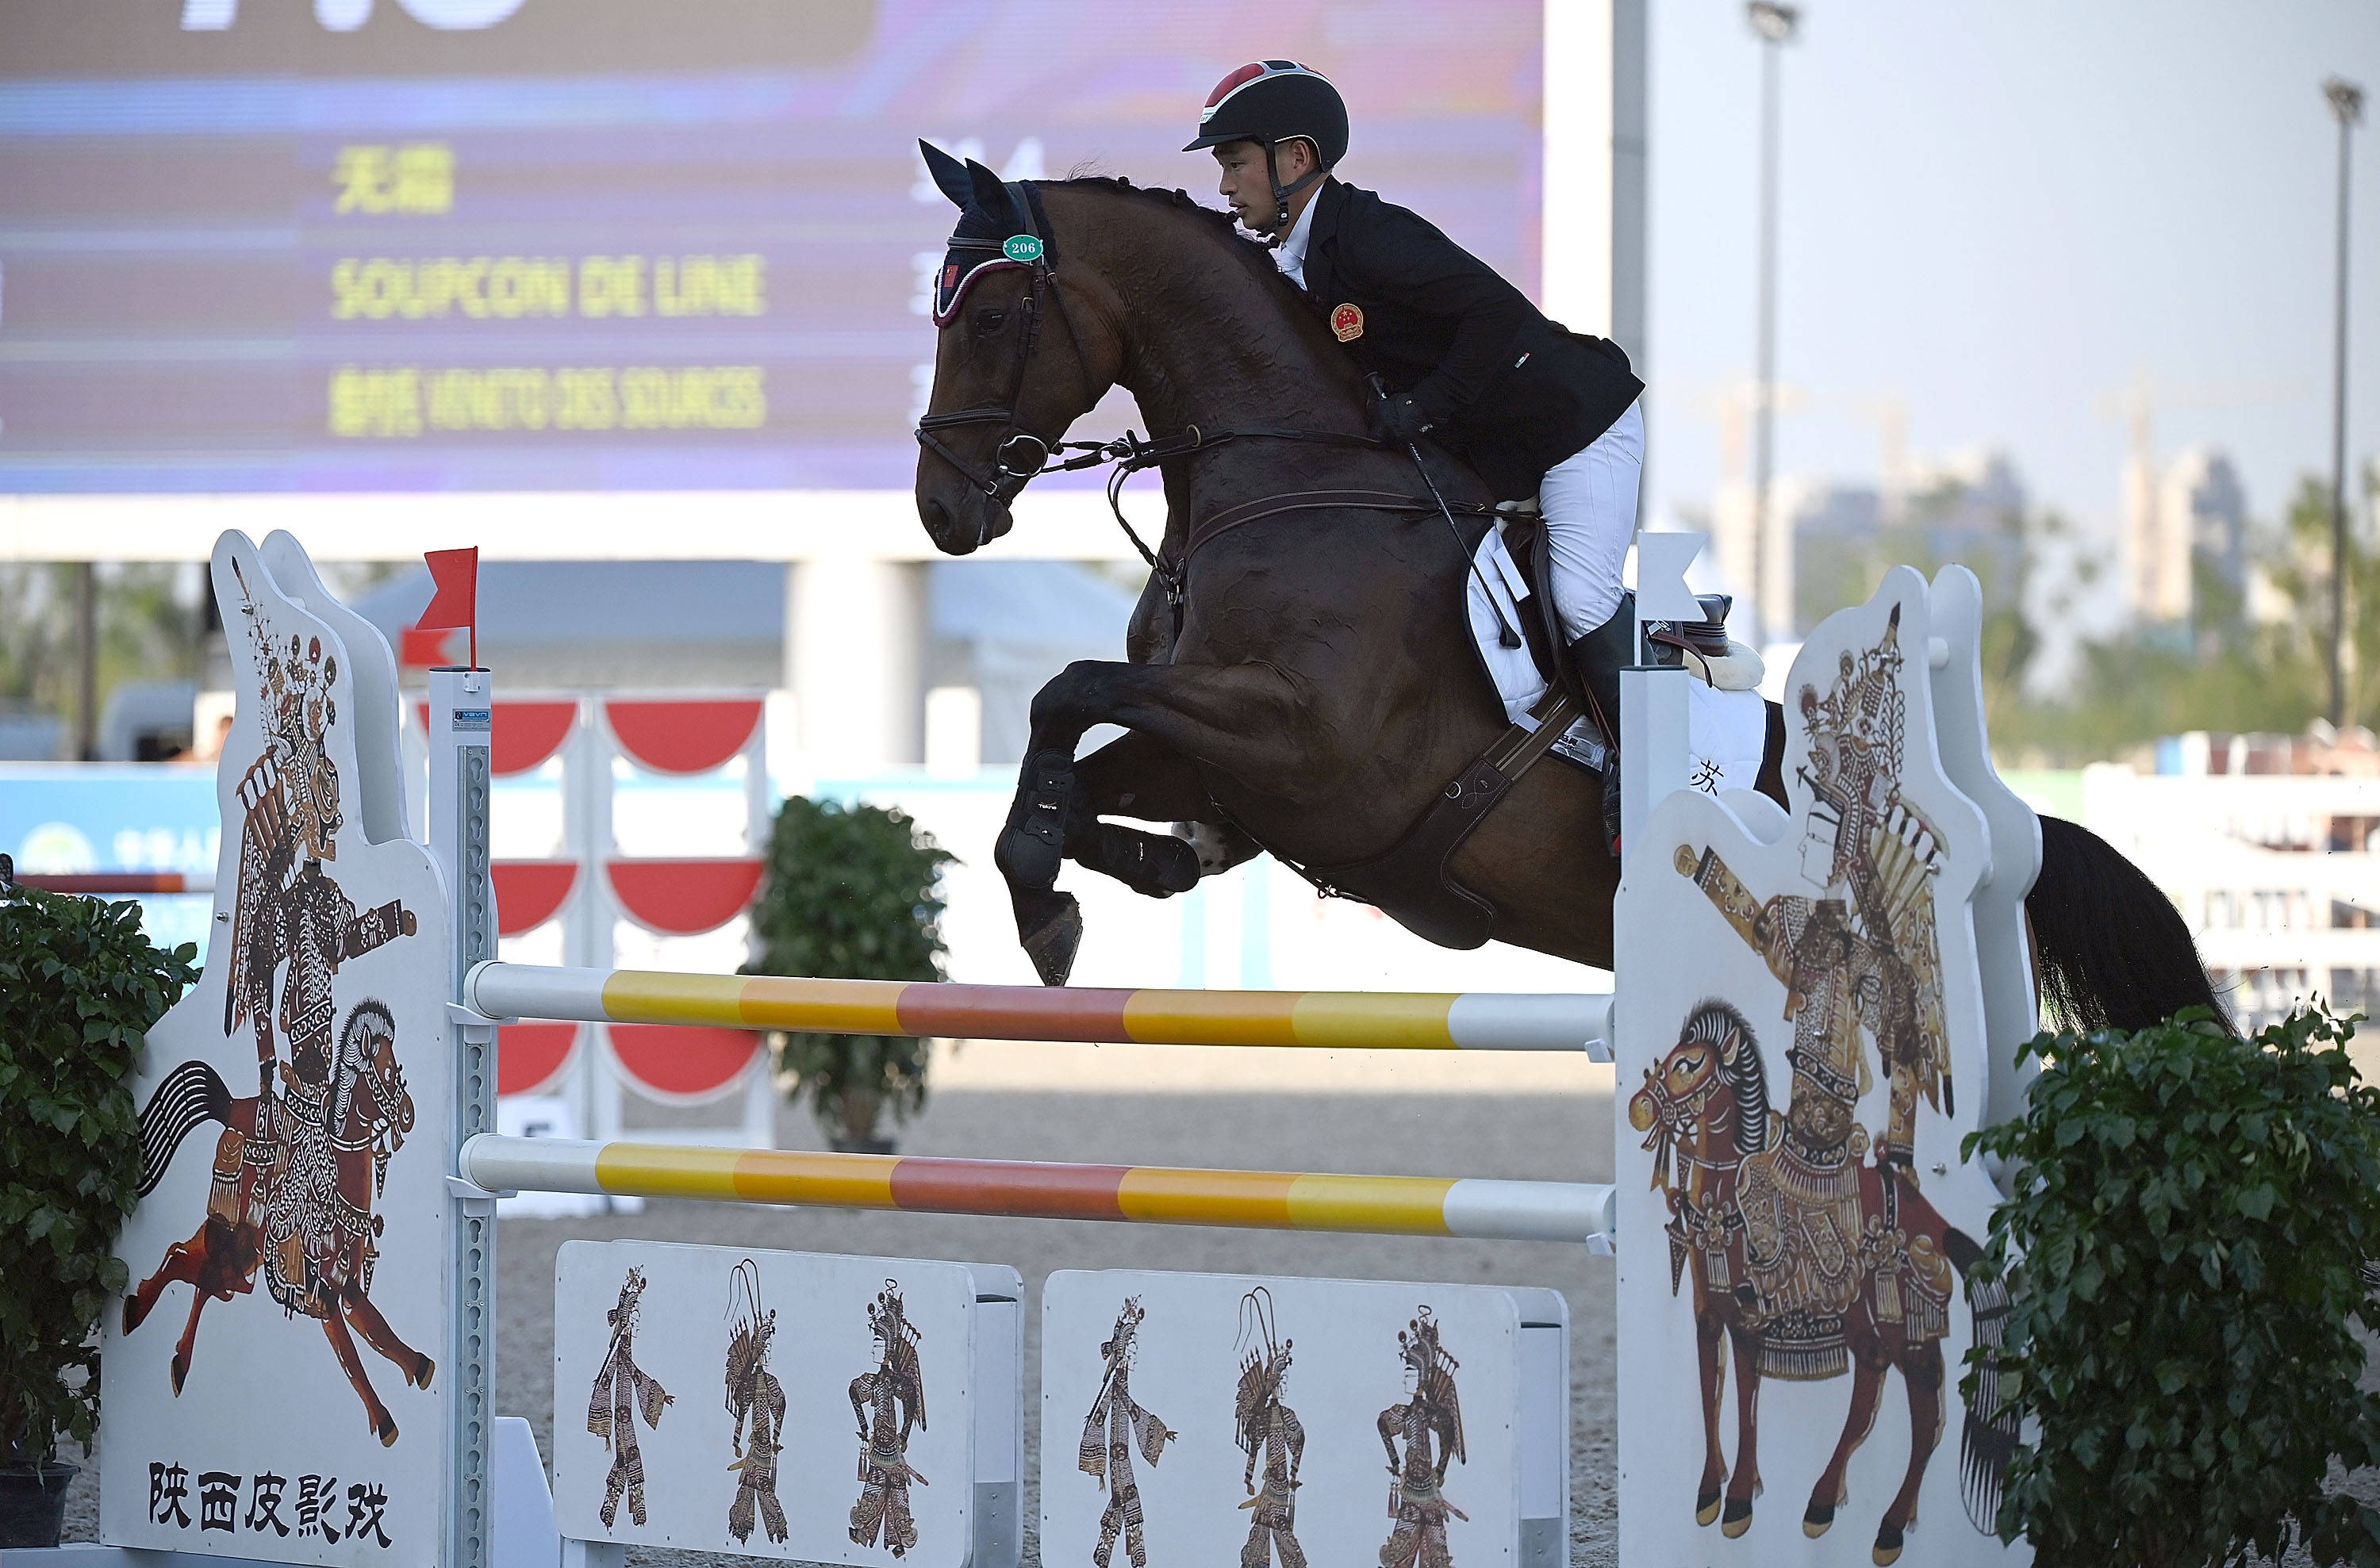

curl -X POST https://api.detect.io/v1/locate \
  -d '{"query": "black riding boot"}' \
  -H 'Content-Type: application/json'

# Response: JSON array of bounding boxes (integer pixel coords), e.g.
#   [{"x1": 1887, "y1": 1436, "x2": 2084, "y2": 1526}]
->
[{"x1": 1565, "y1": 598, "x2": 1635, "y2": 858}]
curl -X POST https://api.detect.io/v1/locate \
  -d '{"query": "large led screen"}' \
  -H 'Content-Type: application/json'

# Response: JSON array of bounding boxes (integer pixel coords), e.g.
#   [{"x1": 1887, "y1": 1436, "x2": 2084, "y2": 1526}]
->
[{"x1": 0, "y1": 0, "x2": 1543, "y2": 494}]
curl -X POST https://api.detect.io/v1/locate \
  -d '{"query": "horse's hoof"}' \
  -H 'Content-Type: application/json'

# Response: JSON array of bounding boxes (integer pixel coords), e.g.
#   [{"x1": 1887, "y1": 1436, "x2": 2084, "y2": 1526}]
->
[
  {"x1": 1872, "y1": 1521, "x2": 1905, "y2": 1566},
  {"x1": 122, "y1": 1296, "x2": 144, "y2": 1336},
  {"x1": 1721, "y1": 1498, "x2": 1752, "y2": 1538},
  {"x1": 376, "y1": 1412, "x2": 400, "y2": 1447},
  {"x1": 412, "y1": 1353, "x2": 436, "y2": 1390},
  {"x1": 1022, "y1": 895, "x2": 1083, "y2": 987},
  {"x1": 1695, "y1": 1489, "x2": 1722, "y2": 1527},
  {"x1": 1803, "y1": 1501, "x2": 1835, "y2": 1538}
]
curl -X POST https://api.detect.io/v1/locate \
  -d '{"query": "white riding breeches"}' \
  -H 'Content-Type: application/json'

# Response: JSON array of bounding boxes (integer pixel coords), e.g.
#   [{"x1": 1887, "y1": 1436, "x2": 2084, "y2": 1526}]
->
[{"x1": 1536, "y1": 397, "x2": 1644, "y2": 641}]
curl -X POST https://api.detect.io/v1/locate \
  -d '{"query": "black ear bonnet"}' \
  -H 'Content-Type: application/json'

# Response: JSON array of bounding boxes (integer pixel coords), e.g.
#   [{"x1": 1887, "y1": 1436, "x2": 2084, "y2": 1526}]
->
[{"x1": 919, "y1": 139, "x2": 1056, "y2": 326}]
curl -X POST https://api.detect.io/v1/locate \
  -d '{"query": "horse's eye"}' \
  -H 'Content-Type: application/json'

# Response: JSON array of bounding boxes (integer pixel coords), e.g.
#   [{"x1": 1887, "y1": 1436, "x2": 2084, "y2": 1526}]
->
[{"x1": 973, "y1": 309, "x2": 1007, "y2": 337}]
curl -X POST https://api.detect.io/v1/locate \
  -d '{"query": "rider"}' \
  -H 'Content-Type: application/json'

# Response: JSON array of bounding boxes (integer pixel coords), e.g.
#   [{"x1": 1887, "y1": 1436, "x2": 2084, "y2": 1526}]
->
[{"x1": 1187, "y1": 60, "x2": 1648, "y2": 850}]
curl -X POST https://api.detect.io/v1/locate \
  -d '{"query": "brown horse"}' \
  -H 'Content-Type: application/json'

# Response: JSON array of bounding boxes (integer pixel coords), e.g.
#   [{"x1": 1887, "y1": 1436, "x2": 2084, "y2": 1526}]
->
[
  {"x1": 1630, "y1": 1001, "x2": 2010, "y2": 1565},
  {"x1": 911, "y1": 154, "x2": 2228, "y2": 1037},
  {"x1": 123, "y1": 999, "x2": 434, "y2": 1446}
]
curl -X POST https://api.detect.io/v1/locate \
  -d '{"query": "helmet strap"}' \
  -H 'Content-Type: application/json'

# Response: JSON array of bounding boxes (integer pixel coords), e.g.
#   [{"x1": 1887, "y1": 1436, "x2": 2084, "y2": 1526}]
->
[{"x1": 1261, "y1": 140, "x2": 1326, "y2": 243}]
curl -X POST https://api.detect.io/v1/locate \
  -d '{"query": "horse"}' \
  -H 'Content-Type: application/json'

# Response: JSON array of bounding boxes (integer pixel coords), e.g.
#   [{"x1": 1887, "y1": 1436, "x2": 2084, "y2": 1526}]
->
[
  {"x1": 1629, "y1": 1001, "x2": 2013, "y2": 1565},
  {"x1": 122, "y1": 999, "x2": 434, "y2": 1447},
  {"x1": 910, "y1": 151, "x2": 2227, "y2": 1037}
]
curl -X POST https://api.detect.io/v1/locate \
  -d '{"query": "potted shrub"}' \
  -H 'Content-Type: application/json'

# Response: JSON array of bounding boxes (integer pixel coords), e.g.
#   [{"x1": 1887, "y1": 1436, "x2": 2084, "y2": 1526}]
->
[
  {"x1": 1964, "y1": 1006, "x2": 2380, "y2": 1568},
  {"x1": 0, "y1": 865, "x2": 198, "y2": 1547},
  {"x1": 743, "y1": 797, "x2": 953, "y2": 1153}
]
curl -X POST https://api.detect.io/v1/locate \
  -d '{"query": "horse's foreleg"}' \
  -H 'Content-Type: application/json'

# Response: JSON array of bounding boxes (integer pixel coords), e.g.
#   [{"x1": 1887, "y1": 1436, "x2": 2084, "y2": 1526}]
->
[
  {"x1": 321, "y1": 1305, "x2": 400, "y2": 1447},
  {"x1": 343, "y1": 1286, "x2": 436, "y2": 1390},
  {"x1": 1000, "y1": 660, "x2": 1320, "y2": 983},
  {"x1": 1721, "y1": 1318, "x2": 1764, "y2": 1536},
  {"x1": 1693, "y1": 1308, "x2": 1727, "y2": 1525},
  {"x1": 1873, "y1": 1340, "x2": 1946, "y2": 1567},
  {"x1": 1806, "y1": 1334, "x2": 1890, "y2": 1539}
]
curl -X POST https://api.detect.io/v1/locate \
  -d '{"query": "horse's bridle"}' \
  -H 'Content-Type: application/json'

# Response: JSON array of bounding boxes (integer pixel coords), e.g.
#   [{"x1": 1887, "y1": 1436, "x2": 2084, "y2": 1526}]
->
[
  {"x1": 912, "y1": 185, "x2": 1095, "y2": 504},
  {"x1": 913, "y1": 178, "x2": 1499, "y2": 616}
]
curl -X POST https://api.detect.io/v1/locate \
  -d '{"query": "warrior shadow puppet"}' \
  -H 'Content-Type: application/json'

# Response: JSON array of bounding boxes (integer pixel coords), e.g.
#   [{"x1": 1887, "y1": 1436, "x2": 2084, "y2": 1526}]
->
[{"x1": 122, "y1": 577, "x2": 430, "y2": 1446}]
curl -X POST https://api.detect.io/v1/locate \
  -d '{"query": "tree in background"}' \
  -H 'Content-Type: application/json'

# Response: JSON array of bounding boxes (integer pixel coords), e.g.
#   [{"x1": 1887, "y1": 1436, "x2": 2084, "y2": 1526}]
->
[
  {"x1": 742, "y1": 797, "x2": 954, "y2": 1152},
  {"x1": 0, "y1": 564, "x2": 203, "y2": 754},
  {"x1": 1994, "y1": 465, "x2": 2378, "y2": 763}
]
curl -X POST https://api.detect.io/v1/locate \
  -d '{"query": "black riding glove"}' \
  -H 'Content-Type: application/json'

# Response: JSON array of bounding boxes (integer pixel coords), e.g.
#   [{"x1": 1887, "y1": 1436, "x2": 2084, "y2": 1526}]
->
[{"x1": 1370, "y1": 392, "x2": 1432, "y2": 446}]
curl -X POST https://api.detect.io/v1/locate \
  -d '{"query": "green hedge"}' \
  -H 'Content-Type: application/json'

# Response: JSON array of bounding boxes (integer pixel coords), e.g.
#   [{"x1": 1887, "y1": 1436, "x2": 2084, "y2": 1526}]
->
[
  {"x1": 0, "y1": 879, "x2": 197, "y2": 1465},
  {"x1": 1965, "y1": 1006, "x2": 2380, "y2": 1568},
  {"x1": 743, "y1": 797, "x2": 952, "y2": 1144}
]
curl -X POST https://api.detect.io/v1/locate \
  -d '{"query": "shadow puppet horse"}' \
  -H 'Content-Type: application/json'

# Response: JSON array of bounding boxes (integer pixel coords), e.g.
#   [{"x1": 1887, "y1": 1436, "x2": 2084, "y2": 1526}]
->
[{"x1": 908, "y1": 144, "x2": 2225, "y2": 1037}]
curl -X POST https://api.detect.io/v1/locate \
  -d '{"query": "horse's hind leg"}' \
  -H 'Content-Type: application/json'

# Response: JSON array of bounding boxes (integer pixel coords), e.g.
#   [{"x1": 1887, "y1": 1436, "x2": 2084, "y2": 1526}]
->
[
  {"x1": 1805, "y1": 1336, "x2": 1889, "y2": 1539},
  {"x1": 1872, "y1": 1340, "x2": 1946, "y2": 1567},
  {"x1": 344, "y1": 1287, "x2": 436, "y2": 1390},
  {"x1": 124, "y1": 1226, "x2": 212, "y2": 1336},
  {"x1": 322, "y1": 1305, "x2": 400, "y2": 1446}
]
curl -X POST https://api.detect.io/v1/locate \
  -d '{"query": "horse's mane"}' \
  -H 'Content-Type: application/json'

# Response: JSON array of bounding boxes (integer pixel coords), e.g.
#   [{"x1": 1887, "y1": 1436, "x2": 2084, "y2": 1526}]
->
[{"x1": 1039, "y1": 175, "x2": 1303, "y2": 299}]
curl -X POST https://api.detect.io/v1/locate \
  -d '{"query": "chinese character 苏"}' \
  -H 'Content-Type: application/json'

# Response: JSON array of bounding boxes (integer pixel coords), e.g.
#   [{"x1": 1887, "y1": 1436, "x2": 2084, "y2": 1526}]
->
[
  {"x1": 246, "y1": 1471, "x2": 290, "y2": 1537},
  {"x1": 332, "y1": 143, "x2": 453, "y2": 215},
  {"x1": 148, "y1": 1462, "x2": 191, "y2": 1528},
  {"x1": 296, "y1": 1474, "x2": 341, "y2": 1542},
  {"x1": 1690, "y1": 756, "x2": 1726, "y2": 794},
  {"x1": 196, "y1": 1471, "x2": 240, "y2": 1533},
  {"x1": 345, "y1": 1481, "x2": 393, "y2": 1548}
]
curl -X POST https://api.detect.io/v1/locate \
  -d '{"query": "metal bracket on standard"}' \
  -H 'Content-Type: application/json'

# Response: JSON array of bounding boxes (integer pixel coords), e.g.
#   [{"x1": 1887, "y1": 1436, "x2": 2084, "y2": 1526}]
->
[{"x1": 445, "y1": 1174, "x2": 516, "y2": 1217}]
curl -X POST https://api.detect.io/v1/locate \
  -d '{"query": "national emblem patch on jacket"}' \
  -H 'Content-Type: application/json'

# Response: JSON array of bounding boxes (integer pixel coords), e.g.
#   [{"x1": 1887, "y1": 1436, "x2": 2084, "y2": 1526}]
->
[{"x1": 1330, "y1": 302, "x2": 1364, "y2": 341}]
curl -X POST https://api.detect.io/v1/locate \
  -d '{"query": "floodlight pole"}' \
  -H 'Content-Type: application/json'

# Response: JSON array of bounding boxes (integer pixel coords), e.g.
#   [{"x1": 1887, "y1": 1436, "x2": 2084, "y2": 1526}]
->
[
  {"x1": 2325, "y1": 76, "x2": 2363, "y2": 729},
  {"x1": 1747, "y1": 1, "x2": 1799, "y2": 645}
]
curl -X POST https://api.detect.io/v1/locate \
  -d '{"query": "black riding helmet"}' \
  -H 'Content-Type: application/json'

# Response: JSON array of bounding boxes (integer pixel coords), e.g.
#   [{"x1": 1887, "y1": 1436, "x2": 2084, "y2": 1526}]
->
[{"x1": 1184, "y1": 60, "x2": 1349, "y2": 232}]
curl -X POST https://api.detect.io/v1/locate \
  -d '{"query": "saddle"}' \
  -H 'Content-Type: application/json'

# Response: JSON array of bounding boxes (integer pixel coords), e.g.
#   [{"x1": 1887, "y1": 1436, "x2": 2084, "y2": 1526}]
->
[{"x1": 1273, "y1": 517, "x2": 1764, "y2": 951}]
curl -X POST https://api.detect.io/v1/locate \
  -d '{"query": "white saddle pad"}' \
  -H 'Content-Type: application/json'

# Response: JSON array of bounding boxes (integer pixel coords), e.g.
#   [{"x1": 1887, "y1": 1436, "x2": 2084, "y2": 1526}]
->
[{"x1": 1467, "y1": 528, "x2": 1769, "y2": 796}]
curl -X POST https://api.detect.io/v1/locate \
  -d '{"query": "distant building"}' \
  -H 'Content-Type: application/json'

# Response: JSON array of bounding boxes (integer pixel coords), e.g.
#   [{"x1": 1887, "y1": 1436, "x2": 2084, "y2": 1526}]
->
[
  {"x1": 2125, "y1": 445, "x2": 2249, "y2": 625},
  {"x1": 2162, "y1": 447, "x2": 2249, "y2": 615}
]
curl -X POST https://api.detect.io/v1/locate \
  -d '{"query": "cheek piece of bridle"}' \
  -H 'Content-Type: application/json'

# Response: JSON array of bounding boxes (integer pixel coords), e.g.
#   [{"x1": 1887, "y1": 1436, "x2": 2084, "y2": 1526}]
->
[{"x1": 912, "y1": 186, "x2": 1092, "y2": 506}]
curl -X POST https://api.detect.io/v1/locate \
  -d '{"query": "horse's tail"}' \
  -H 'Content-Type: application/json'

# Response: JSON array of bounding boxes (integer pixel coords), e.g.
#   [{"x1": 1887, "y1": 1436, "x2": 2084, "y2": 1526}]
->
[
  {"x1": 1944, "y1": 1225, "x2": 2017, "y2": 1535},
  {"x1": 133, "y1": 1060, "x2": 232, "y2": 1198},
  {"x1": 2027, "y1": 814, "x2": 2230, "y2": 1035}
]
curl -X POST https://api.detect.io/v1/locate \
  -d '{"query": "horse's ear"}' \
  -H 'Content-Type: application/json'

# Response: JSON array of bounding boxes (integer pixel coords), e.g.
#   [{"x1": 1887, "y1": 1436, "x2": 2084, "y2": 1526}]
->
[
  {"x1": 965, "y1": 156, "x2": 1014, "y2": 224},
  {"x1": 919, "y1": 140, "x2": 973, "y2": 209}
]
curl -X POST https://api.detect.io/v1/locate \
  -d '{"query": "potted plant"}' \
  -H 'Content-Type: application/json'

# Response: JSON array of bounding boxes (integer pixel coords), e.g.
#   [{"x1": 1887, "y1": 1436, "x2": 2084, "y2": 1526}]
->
[
  {"x1": 743, "y1": 797, "x2": 953, "y2": 1153},
  {"x1": 1964, "y1": 1006, "x2": 2380, "y2": 1568},
  {"x1": 0, "y1": 863, "x2": 198, "y2": 1548}
]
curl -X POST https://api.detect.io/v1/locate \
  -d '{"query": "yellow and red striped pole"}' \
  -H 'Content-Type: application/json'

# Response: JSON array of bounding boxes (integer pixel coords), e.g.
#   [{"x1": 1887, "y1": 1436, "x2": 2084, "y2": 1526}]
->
[
  {"x1": 466, "y1": 962, "x2": 1612, "y2": 1053},
  {"x1": 459, "y1": 1134, "x2": 1614, "y2": 1246}
]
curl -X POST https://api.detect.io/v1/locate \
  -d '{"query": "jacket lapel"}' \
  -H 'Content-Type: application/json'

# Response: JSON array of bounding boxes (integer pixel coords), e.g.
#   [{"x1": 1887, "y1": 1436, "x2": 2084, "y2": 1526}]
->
[{"x1": 1298, "y1": 178, "x2": 1345, "y2": 306}]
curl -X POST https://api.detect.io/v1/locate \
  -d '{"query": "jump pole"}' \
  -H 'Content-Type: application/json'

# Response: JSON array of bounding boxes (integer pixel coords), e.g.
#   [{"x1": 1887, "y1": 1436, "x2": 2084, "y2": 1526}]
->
[
  {"x1": 460, "y1": 1133, "x2": 1617, "y2": 1247},
  {"x1": 466, "y1": 960, "x2": 1614, "y2": 1055}
]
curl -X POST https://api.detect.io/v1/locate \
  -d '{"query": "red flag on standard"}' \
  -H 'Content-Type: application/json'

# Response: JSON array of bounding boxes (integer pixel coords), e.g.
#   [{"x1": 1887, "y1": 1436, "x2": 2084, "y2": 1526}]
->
[{"x1": 416, "y1": 546, "x2": 480, "y2": 669}]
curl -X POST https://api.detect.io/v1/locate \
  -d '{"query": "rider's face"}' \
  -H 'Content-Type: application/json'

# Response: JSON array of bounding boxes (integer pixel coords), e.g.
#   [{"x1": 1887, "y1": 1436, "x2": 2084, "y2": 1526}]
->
[{"x1": 1212, "y1": 140, "x2": 1315, "y2": 236}]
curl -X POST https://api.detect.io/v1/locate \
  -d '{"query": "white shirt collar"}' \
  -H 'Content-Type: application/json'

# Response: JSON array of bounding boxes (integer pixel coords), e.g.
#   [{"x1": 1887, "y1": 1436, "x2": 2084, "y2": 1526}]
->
[{"x1": 1272, "y1": 190, "x2": 1320, "y2": 288}]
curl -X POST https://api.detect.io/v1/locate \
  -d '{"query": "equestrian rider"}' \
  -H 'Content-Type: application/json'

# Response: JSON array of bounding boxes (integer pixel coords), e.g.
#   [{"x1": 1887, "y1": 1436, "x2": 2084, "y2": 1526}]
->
[{"x1": 1187, "y1": 60, "x2": 1648, "y2": 850}]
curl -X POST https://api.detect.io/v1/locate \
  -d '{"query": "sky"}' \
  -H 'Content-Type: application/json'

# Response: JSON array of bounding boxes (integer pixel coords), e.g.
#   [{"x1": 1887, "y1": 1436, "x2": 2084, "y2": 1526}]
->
[{"x1": 1643, "y1": 0, "x2": 2380, "y2": 578}]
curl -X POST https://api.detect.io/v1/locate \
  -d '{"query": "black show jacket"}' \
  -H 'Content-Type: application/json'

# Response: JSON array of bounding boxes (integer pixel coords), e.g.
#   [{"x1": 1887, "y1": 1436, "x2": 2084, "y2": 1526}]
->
[{"x1": 1294, "y1": 177, "x2": 1643, "y2": 501}]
